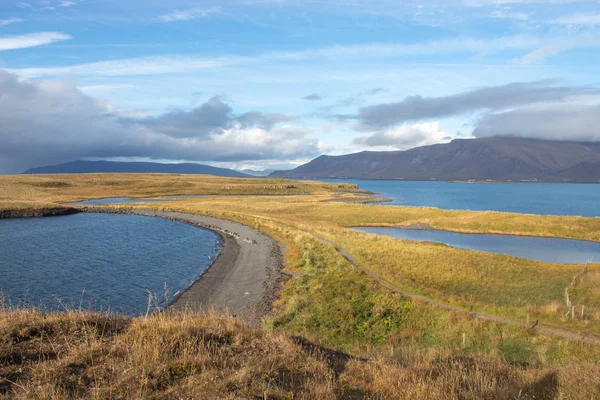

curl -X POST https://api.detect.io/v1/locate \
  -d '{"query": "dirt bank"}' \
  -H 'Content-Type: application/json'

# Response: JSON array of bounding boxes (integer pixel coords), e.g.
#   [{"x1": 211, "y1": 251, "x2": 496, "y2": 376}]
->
[{"x1": 0, "y1": 207, "x2": 79, "y2": 219}]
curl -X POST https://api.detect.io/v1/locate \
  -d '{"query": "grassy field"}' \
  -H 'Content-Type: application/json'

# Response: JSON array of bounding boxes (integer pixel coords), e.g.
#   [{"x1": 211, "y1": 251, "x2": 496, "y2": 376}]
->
[
  {"x1": 0, "y1": 173, "x2": 362, "y2": 208},
  {"x1": 2, "y1": 174, "x2": 600, "y2": 397},
  {"x1": 2, "y1": 307, "x2": 597, "y2": 399}
]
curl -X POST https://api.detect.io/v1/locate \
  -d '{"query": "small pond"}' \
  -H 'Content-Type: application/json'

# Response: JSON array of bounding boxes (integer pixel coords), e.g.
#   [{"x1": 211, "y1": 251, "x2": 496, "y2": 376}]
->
[{"x1": 353, "y1": 227, "x2": 600, "y2": 264}]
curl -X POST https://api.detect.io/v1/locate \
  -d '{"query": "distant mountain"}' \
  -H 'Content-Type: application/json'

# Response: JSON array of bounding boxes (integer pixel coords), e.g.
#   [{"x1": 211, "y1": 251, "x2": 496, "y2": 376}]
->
[
  {"x1": 24, "y1": 160, "x2": 253, "y2": 178},
  {"x1": 239, "y1": 169, "x2": 277, "y2": 177},
  {"x1": 270, "y1": 137, "x2": 600, "y2": 183}
]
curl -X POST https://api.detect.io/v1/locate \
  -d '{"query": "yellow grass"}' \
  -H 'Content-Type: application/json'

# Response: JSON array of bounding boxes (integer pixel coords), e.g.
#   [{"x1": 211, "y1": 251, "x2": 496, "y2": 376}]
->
[
  {"x1": 3, "y1": 174, "x2": 600, "y2": 397},
  {"x1": 1, "y1": 308, "x2": 598, "y2": 399}
]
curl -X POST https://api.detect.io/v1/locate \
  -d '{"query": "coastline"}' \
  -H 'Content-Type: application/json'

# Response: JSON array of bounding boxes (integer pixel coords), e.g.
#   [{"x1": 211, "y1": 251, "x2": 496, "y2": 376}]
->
[
  {"x1": 0, "y1": 206, "x2": 285, "y2": 326},
  {"x1": 85, "y1": 208, "x2": 284, "y2": 325},
  {"x1": 0, "y1": 206, "x2": 79, "y2": 219}
]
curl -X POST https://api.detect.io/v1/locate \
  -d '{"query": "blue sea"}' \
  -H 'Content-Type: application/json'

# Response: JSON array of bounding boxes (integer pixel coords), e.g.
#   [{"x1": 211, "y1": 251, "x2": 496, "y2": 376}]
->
[{"x1": 319, "y1": 179, "x2": 600, "y2": 217}]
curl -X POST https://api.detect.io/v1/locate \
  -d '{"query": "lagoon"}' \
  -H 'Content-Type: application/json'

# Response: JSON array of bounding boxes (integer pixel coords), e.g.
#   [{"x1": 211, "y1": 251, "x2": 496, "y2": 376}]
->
[
  {"x1": 353, "y1": 227, "x2": 600, "y2": 264},
  {"x1": 0, "y1": 213, "x2": 221, "y2": 314}
]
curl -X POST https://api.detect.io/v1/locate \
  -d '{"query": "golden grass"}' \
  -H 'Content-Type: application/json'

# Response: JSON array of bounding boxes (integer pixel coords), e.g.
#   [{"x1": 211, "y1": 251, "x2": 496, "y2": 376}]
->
[
  {"x1": 3, "y1": 174, "x2": 600, "y2": 392},
  {"x1": 0, "y1": 173, "x2": 360, "y2": 206},
  {"x1": 1, "y1": 308, "x2": 599, "y2": 399}
]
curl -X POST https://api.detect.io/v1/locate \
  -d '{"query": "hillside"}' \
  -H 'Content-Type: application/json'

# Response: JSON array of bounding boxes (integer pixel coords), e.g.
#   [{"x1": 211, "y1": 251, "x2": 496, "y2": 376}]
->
[
  {"x1": 1, "y1": 309, "x2": 595, "y2": 399},
  {"x1": 24, "y1": 160, "x2": 252, "y2": 178},
  {"x1": 271, "y1": 137, "x2": 600, "y2": 182}
]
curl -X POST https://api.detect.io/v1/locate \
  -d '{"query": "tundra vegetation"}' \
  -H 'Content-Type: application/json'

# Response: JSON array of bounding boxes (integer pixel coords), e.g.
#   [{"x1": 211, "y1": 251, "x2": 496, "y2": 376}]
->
[{"x1": 1, "y1": 173, "x2": 600, "y2": 399}]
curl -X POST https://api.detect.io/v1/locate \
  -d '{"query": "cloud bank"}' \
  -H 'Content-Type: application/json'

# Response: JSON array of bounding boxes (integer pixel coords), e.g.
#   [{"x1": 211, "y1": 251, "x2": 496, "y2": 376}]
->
[
  {"x1": 355, "y1": 80, "x2": 599, "y2": 130},
  {"x1": 352, "y1": 80, "x2": 600, "y2": 148},
  {"x1": 0, "y1": 70, "x2": 323, "y2": 173}
]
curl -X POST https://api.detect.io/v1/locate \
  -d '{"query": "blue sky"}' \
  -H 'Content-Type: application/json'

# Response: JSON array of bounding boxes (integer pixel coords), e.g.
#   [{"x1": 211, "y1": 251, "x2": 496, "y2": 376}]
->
[{"x1": 0, "y1": 0, "x2": 599, "y2": 173}]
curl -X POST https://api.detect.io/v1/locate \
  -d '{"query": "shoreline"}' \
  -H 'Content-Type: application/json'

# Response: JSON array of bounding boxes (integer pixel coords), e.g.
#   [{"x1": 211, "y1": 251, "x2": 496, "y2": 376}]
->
[
  {"x1": 81, "y1": 208, "x2": 285, "y2": 326},
  {"x1": 0, "y1": 207, "x2": 79, "y2": 219},
  {"x1": 0, "y1": 206, "x2": 285, "y2": 326}
]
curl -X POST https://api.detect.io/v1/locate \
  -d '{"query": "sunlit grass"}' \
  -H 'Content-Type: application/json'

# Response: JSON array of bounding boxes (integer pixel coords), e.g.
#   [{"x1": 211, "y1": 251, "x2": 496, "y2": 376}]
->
[{"x1": 2, "y1": 173, "x2": 600, "y2": 392}]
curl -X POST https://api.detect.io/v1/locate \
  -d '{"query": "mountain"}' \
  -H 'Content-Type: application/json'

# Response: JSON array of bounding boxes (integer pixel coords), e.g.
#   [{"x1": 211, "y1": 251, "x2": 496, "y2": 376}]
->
[
  {"x1": 24, "y1": 160, "x2": 253, "y2": 178},
  {"x1": 270, "y1": 137, "x2": 600, "y2": 183},
  {"x1": 239, "y1": 169, "x2": 277, "y2": 177}
]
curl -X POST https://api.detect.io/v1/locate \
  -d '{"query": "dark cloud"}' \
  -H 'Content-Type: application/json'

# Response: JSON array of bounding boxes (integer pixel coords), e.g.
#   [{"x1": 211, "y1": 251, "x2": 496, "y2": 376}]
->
[
  {"x1": 356, "y1": 80, "x2": 600, "y2": 130},
  {"x1": 302, "y1": 93, "x2": 323, "y2": 101},
  {"x1": 236, "y1": 111, "x2": 295, "y2": 130},
  {"x1": 140, "y1": 96, "x2": 233, "y2": 138},
  {"x1": 137, "y1": 97, "x2": 295, "y2": 138},
  {"x1": 0, "y1": 70, "x2": 321, "y2": 174},
  {"x1": 473, "y1": 104, "x2": 600, "y2": 142},
  {"x1": 367, "y1": 87, "x2": 386, "y2": 95}
]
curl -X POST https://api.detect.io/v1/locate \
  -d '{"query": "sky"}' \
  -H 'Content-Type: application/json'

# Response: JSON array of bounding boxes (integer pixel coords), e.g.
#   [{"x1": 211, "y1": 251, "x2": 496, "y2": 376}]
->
[{"x1": 0, "y1": 0, "x2": 599, "y2": 173}]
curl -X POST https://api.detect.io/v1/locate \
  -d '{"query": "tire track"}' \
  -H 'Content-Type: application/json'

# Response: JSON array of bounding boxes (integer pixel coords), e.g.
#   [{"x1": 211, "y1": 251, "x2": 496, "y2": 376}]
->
[{"x1": 314, "y1": 235, "x2": 600, "y2": 346}]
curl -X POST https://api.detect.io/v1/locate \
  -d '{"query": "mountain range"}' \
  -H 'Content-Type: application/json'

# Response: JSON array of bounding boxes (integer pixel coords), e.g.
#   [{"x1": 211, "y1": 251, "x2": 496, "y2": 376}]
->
[
  {"x1": 270, "y1": 137, "x2": 600, "y2": 183},
  {"x1": 24, "y1": 160, "x2": 252, "y2": 178}
]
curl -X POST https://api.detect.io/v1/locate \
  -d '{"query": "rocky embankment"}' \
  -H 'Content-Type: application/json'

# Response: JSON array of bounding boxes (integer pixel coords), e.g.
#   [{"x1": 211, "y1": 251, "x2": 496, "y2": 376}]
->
[{"x1": 0, "y1": 207, "x2": 79, "y2": 219}]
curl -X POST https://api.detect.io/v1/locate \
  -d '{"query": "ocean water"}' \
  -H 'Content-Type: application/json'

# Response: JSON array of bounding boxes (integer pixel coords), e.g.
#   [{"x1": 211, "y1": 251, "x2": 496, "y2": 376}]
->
[
  {"x1": 353, "y1": 227, "x2": 600, "y2": 264},
  {"x1": 0, "y1": 213, "x2": 221, "y2": 314},
  {"x1": 319, "y1": 179, "x2": 600, "y2": 217}
]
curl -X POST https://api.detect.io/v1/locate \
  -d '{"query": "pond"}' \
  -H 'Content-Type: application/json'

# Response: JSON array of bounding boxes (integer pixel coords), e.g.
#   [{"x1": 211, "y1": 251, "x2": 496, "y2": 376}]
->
[{"x1": 352, "y1": 227, "x2": 600, "y2": 264}]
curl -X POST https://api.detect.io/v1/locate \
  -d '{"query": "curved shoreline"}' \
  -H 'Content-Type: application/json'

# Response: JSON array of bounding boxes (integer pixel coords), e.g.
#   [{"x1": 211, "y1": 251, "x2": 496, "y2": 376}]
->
[
  {"x1": 78, "y1": 208, "x2": 285, "y2": 326},
  {"x1": 0, "y1": 206, "x2": 284, "y2": 326}
]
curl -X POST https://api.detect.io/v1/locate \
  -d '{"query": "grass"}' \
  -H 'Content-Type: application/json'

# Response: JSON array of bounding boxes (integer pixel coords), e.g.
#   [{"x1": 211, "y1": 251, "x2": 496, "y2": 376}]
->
[
  {"x1": 0, "y1": 173, "x2": 362, "y2": 207},
  {"x1": 2, "y1": 174, "x2": 600, "y2": 397},
  {"x1": 1, "y1": 307, "x2": 599, "y2": 399}
]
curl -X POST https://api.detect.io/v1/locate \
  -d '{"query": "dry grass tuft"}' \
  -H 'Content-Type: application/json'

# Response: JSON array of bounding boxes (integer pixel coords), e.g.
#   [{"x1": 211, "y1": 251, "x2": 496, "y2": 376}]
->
[{"x1": 2, "y1": 309, "x2": 599, "y2": 399}]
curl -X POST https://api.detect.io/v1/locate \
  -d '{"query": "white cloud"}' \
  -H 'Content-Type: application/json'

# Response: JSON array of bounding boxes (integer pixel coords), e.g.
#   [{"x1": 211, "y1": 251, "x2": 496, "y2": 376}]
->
[
  {"x1": 58, "y1": 1, "x2": 76, "y2": 7},
  {"x1": 0, "y1": 18, "x2": 24, "y2": 26},
  {"x1": 551, "y1": 12, "x2": 600, "y2": 25},
  {"x1": 9, "y1": 35, "x2": 542, "y2": 77},
  {"x1": 473, "y1": 102, "x2": 600, "y2": 142},
  {"x1": 160, "y1": 7, "x2": 221, "y2": 22},
  {"x1": 0, "y1": 32, "x2": 72, "y2": 51},
  {"x1": 515, "y1": 35, "x2": 600, "y2": 63},
  {"x1": 353, "y1": 122, "x2": 452, "y2": 150},
  {"x1": 10, "y1": 55, "x2": 244, "y2": 77}
]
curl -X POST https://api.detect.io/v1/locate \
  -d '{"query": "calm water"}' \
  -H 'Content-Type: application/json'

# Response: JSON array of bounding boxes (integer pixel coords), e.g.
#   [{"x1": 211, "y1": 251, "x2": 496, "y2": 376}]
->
[
  {"x1": 70, "y1": 197, "x2": 169, "y2": 205},
  {"x1": 319, "y1": 179, "x2": 600, "y2": 217},
  {"x1": 0, "y1": 213, "x2": 221, "y2": 314},
  {"x1": 353, "y1": 227, "x2": 600, "y2": 264}
]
